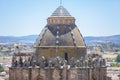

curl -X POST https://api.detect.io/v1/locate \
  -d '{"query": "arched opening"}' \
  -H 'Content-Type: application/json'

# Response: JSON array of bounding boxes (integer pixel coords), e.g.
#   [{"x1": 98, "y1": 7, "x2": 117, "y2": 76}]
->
[
  {"x1": 37, "y1": 78, "x2": 44, "y2": 80},
  {"x1": 64, "y1": 52, "x2": 68, "y2": 61}
]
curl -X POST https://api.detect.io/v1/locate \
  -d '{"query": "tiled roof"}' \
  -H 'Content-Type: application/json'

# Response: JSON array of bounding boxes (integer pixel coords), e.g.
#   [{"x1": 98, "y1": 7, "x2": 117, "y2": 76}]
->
[{"x1": 51, "y1": 6, "x2": 71, "y2": 17}]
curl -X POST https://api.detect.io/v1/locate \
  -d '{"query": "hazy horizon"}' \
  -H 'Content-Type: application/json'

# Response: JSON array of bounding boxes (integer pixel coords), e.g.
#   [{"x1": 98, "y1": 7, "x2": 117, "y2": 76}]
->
[
  {"x1": 0, "y1": 34, "x2": 120, "y2": 37},
  {"x1": 0, "y1": 0, "x2": 120, "y2": 36}
]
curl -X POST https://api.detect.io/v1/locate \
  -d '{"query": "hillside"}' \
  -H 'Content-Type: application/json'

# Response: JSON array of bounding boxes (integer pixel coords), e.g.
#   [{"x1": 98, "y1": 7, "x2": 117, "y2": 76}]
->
[
  {"x1": 84, "y1": 35, "x2": 120, "y2": 45},
  {"x1": 0, "y1": 35, "x2": 38, "y2": 45},
  {"x1": 0, "y1": 35, "x2": 120, "y2": 55},
  {"x1": 0, "y1": 35, "x2": 120, "y2": 45}
]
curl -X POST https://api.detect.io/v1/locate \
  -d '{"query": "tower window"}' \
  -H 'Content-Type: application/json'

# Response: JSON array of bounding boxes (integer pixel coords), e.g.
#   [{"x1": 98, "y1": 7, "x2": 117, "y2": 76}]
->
[{"x1": 64, "y1": 53, "x2": 68, "y2": 62}]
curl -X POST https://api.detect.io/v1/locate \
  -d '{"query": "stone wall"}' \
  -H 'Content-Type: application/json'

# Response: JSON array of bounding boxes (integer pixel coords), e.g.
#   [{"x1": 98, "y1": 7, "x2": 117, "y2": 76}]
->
[
  {"x1": 9, "y1": 67, "x2": 106, "y2": 80},
  {"x1": 36, "y1": 47, "x2": 86, "y2": 59}
]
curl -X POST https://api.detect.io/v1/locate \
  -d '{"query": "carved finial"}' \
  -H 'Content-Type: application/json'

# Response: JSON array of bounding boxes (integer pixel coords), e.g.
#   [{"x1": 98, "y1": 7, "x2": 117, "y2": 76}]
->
[{"x1": 60, "y1": 0, "x2": 62, "y2": 6}]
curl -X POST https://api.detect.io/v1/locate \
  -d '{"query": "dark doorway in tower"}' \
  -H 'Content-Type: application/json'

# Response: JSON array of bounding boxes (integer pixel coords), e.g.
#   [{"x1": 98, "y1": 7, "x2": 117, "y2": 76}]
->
[{"x1": 64, "y1": 52, "x2": 68, "y2": 62}]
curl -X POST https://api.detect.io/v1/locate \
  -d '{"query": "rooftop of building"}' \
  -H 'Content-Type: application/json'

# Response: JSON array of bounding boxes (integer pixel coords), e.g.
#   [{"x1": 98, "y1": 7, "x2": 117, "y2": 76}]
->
[{"x1": 51, "y1": 6, "x2": 71, "y2": 17}]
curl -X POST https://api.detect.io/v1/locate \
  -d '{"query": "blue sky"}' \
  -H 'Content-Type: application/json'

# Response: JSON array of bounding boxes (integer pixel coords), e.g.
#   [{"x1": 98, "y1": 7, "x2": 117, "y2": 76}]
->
[{"x1": 0, "y1": 0, "x2": 120, "y2": 36}]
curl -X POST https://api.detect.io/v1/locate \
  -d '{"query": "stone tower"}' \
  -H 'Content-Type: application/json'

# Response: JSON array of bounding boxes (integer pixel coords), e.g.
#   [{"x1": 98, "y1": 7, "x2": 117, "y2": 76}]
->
[
  {"x1": 35, "y1": 6, "x2": 86, "y2": 60},
  {"x1": 9, "y1": 6, "x2": 107, "y2": 80}
]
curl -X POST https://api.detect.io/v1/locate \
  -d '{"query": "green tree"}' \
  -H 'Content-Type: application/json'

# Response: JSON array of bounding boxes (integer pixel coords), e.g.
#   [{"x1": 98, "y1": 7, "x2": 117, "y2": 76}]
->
[
  {"x1": 110, "y1": 62, "x2": 120, "y2": 67},
  {"x1": 111, "y1": 62, "x2": 116, "y2": 67},
  {"x1": 0, "y1": 64, "x2": 4, "y2": 72},
  {"x1": 116, "y1": 62, "x2": 120, "y2": 67},
  {"x1": 116, "y1": 54, "x2": 120, "y2": 62}
]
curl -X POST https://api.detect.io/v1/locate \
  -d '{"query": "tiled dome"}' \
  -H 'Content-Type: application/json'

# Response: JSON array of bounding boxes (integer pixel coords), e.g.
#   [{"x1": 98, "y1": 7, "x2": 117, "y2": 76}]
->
[
  {"x1": 35, "y1": 6, "x2": 86, "y2": 58},
  {"x1": 51, "y1": 6, "x2": 71, "y2": 17},
  {"x1": 35, "y1": 6, "x2": 85, "y2": 47}
]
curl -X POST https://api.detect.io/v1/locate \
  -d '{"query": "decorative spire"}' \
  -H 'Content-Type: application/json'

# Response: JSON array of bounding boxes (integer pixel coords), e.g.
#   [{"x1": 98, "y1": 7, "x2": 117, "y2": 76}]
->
[
  {"x1": 60, "y1": 0, "x2": 62, "y2": 6},
  {"x1": 51, "y1": 6, "x2": 71, "y2": 17}
]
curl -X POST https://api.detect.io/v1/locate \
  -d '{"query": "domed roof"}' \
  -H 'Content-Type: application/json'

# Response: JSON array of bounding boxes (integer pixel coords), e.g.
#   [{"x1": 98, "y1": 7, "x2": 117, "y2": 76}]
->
[
  {"x1": 35, "y1": 6, "x2": 86, "y2": 48},
  {"x1": 51, "y1": 6, "x2": 71, "y2": 17},
  {"x1": 35, "y1": 24, "x2": 86, "y2": 47}
]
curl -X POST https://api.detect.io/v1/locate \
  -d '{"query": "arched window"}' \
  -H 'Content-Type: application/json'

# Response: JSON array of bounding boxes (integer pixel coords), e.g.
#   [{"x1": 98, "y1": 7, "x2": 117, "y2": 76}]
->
[{"x1": 64, "y1": 53, "x2": 68, "y2": 61}]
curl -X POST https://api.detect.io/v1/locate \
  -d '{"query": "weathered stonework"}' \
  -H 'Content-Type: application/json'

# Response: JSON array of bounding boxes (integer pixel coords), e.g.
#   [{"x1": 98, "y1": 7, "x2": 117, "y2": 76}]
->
[
  {"x1": 36, "y1": 47, "x2": 86, "y2": 59},
  {"x1": 9, "y1": 5, "x2": 107, "y2": 80},
  {"x1": 9, "y1": 67, "x2": 106, "y2": 80}
]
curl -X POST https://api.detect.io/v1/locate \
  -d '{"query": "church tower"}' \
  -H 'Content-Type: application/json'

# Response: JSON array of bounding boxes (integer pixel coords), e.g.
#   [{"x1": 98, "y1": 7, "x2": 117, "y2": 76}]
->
[
  {"x1": 35, "y1": 6, "x2": 87, "y2": 60},
  {"x1": 9, "y1": 5, "x2": 107, "y2": 80}
]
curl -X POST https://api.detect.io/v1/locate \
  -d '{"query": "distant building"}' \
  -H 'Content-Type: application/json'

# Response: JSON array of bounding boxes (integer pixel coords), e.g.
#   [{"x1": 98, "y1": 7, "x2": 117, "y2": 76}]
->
[{"x1": 9, "y1": 5, "x2": 107, "y2": 80}]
